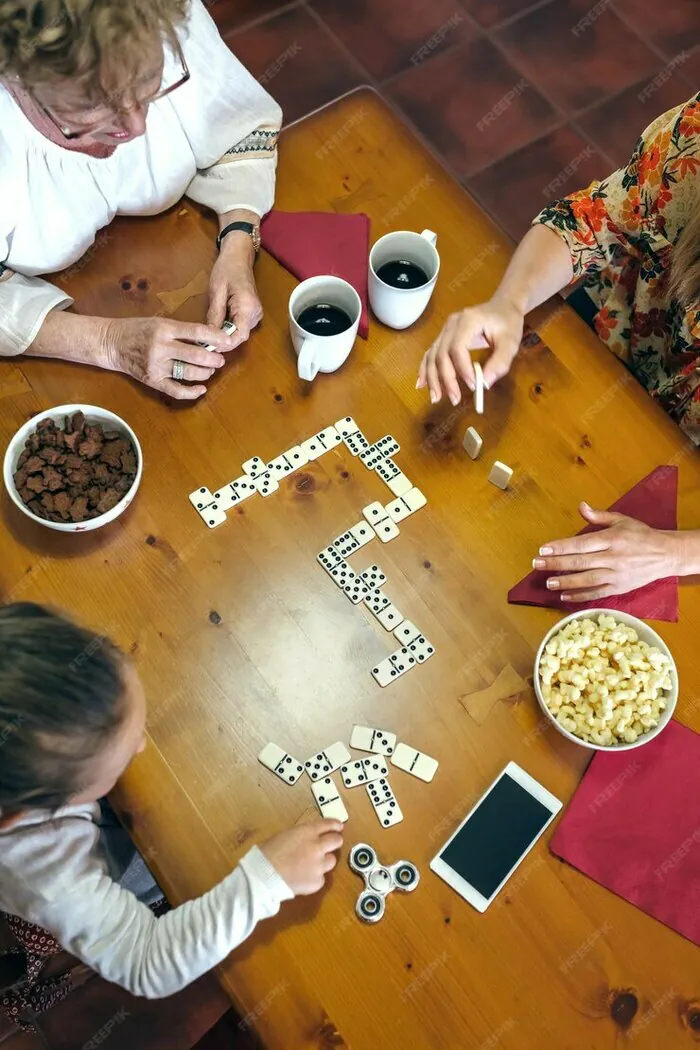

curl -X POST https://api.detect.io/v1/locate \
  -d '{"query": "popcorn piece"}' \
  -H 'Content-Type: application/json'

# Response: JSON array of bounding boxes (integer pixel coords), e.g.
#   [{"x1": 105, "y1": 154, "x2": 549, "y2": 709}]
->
[{"x1": 538, "y1": 614, "x2": 673, "y2": 746}]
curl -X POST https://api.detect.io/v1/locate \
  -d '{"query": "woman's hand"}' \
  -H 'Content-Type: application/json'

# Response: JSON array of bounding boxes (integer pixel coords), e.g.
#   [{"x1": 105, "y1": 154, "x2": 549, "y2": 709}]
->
[
  {"x1": 416, "y1": 294, "x2": 525, "y2": 405},
  {"x1": 207, "y1": 234, "x2": 263, "y2": 349},
  {"x1": 101, "y1": 316, "x2": 237, "y2": 400},
  {"x1": 532, "y1": 502, "x2": 682, "y2": 601},
  {"x1": 260, "y1": 820, "x2": 344, "y2": 895}
]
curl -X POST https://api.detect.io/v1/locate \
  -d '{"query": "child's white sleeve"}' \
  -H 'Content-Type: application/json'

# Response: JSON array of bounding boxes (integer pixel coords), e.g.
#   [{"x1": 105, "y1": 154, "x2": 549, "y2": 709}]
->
[{"x1": 8, "y1": 817, "x2": 294, "y2": 999}]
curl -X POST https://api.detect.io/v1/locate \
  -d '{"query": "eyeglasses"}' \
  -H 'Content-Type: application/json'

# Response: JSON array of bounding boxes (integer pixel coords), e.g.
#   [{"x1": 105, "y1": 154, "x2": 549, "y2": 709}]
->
[{"x1": 34, "y1": 41, "x2": 190, "y2": 141}]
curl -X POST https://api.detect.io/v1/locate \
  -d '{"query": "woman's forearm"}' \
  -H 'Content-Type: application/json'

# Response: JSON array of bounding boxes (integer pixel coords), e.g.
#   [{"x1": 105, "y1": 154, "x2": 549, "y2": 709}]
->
[
  {"x1": 493, "y1": 224, "x2": 574, "y2": 314},
  {"x1": 671, "y1": 529, "x2": 700, "y2": 577},
  {"x1": 24, "y1": 310, "x2": 110, "y2": 367}
]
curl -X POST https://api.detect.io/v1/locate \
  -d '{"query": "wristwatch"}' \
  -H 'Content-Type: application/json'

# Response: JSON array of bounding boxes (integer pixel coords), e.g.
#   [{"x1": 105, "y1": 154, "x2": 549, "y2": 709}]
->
[{"x1": 217, "y1": 221, "x2": 261, "y2": 253}]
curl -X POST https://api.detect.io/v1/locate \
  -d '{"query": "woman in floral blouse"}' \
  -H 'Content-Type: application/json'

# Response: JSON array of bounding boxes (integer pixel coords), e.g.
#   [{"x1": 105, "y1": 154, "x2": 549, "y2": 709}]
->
[{"x1": 417, "y1": 93, "x2": 700, "y2": 602}]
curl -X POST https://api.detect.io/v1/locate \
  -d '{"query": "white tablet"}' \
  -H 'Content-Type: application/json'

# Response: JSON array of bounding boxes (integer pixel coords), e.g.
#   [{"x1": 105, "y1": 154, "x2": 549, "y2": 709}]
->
[{"x1": 430, "y1": 762, "x2": 562, "y2": 912}]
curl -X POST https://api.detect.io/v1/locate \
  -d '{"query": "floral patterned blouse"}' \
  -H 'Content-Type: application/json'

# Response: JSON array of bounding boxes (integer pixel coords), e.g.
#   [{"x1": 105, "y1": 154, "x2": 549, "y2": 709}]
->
[{"x1": 534, "y1": 93, "x2": 700, "y2": 444}]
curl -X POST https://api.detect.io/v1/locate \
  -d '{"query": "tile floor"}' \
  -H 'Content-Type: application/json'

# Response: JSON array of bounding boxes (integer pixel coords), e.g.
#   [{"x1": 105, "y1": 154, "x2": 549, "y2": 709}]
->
[
  {"x1": 222, "y1": 0, "x2": 700, "y2": 241},
  {"x1": 5, "y1": 1, "x2": 697, "y2": 1048}
]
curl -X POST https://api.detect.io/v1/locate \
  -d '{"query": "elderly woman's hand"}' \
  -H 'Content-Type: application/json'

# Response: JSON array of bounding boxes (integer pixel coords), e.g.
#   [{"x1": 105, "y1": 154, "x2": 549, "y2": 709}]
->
[
  {"x1": 101, "y1": 316, "x2": 238, "y2": 400},
  {"x1": 207, "y1": 235, "x2": 263, "y2": 348}
]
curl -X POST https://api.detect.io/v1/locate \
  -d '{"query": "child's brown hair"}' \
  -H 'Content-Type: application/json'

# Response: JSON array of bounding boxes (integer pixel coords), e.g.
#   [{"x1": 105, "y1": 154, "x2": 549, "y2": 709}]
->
[{"x1": 0, "y1": 602, "x2": 126, "y2": 815}]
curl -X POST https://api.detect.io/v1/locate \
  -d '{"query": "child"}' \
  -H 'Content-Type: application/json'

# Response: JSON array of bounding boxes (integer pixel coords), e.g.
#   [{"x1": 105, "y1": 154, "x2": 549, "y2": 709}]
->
[{"x1": 0, "y1": 602, "x2": 343, "y2": 998}]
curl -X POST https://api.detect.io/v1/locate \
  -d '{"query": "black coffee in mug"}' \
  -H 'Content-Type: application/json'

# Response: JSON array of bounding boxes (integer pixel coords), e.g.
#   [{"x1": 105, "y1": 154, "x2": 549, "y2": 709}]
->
[
  {"x1": 376, "y1": 258, "x2": 429, "y2": 289},
  {"x1": 297, "y1": 302, "x2": 353, "y2": 337}
]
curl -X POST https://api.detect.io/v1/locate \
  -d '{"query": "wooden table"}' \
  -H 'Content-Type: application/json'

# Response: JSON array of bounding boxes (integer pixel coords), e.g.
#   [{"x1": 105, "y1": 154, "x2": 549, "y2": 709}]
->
[{"x1": 3, "y1": 87, "x2": 700, "y2": 1050}]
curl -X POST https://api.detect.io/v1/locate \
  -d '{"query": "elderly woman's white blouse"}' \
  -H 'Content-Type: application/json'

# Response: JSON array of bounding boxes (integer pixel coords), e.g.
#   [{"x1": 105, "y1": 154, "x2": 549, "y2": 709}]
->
[{"x1": 0, "y1": 0, "x2": 282, "y2": 355}]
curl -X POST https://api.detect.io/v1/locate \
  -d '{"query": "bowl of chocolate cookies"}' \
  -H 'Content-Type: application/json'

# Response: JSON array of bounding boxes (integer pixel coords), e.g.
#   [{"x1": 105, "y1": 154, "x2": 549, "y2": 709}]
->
[{"x1": 4, "y1": 405, "x2": 142, "y2": 532}]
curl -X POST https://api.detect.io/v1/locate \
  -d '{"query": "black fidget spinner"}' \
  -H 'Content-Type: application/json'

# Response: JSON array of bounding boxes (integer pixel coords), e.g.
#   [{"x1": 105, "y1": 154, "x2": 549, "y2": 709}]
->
[{"x1": 348, "y1": 842, "x2": 420, "y2": 923}]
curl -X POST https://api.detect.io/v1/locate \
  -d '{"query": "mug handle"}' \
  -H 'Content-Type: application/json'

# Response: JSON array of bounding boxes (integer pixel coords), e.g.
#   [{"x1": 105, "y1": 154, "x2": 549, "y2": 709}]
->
[
  {"x1": 297, "y1": 336, "x2": 321, "y2": 381},
  {"x1": 421, "y1": 229, "x2": 438, "y2": 247}
]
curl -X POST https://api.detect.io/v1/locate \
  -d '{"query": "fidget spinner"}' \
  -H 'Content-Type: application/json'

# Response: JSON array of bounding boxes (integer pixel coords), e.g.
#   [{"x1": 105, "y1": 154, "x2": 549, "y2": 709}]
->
[{"x1": 349, "y1": 842, "x2": 420, "y2": 923}]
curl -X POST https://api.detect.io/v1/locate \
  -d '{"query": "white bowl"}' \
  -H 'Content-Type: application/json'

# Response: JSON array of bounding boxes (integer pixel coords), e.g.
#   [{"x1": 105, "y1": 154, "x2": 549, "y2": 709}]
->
[
  {"x1": 533, "y1": 609, "x2": 678, "y2": 752},
  {"x1": 3, "y1": 404, "x2": 142, "y2": 533}
]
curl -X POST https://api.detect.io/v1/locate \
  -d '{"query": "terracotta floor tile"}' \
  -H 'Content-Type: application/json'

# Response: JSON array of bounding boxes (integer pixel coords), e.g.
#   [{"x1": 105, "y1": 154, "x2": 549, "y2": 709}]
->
[
  {"x1": 225, "y1": 6, "x2": 366, "y2": 125},
  {"x1": 676, "y1": 46, "x2": 700, "y2": 91},
  {"x1": 37, "y1": 973, "x2": 228, "y2": 1050},
  {"x1": 612, "y1": 0, "x2": 700, "y2": 58},
  {"x1": 467, "y1": 125, "x2": 607, "y2": 241},
  {"x1": 577, "y1": 69, "x2": 696, "y2": 168},
  {"x1": 461, "y1": 0, "x2": 548, "y2": 28},
  {"x1": 387, "y1": 37, "x2": 559, "y2": 177},
  {"x1": 208, "y1": 0, "x2": 299, "y2": 36},
  {"x1": 497, "y1": 0, "x2": 660, "y2": 115},
  {"x1": 311, "y1": 0, "x2": 480, "y2": 82}
]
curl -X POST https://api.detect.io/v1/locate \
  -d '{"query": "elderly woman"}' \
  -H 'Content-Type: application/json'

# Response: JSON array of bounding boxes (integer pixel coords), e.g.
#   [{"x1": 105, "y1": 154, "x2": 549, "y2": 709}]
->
[
  {"x1": 418, "y1": 95, "x2": 700, "y2": 602},
  {"x1": 0, "y1": 0, "x2": 282, "y2": 399}
]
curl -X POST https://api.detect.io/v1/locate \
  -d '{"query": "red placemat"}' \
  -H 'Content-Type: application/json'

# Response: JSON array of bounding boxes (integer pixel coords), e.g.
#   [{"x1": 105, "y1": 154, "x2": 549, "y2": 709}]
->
[
  {"x1": 551, "y1": 721, "x2": 700, "y2": 946},
  {"x1": 507, "y1": 466, "x2": 679, "y2": 622},
  {"x1": 261, "y1": 210, "x2": 370, "y2": 339}
]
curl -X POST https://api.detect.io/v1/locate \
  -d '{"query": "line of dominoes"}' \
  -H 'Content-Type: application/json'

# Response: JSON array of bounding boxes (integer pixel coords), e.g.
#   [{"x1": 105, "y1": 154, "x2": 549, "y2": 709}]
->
[
  {"x1": 188, "y1": 415, "x2": 434, "y2": 687},
  {"x1": 258, "y1": 726, "x2": 439, "y2": 828}
]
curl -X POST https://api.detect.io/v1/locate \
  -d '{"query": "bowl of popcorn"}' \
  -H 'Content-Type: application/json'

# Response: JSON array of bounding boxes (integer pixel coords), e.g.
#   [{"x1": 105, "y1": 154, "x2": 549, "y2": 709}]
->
[
  {"x1": 3, "y1": 404, "x2": 142, "y2": 533},
  {"x1": 534, "y1": 610, "x2": 677, "y2": 751}
]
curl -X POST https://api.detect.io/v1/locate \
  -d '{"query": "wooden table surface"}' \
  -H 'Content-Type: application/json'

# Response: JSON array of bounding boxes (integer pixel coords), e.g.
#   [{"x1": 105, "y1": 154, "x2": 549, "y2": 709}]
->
[{"x1": 3, "y1": 87, "x2": 700, "y2": 1050}]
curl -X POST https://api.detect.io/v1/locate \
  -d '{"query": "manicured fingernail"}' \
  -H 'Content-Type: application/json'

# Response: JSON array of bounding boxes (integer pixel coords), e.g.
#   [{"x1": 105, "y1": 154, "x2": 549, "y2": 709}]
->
[
  {"x1": 415, "y1": 379, "x2": 421, "y2": 389},
  {"x1": 539, "y1": 546, "x2": 553, "y2": 556},
  {"x1": 430, "y1": 391, "x2": 439, "y2": 404},
  {"x1": 483, "y1": 377, "x2": 491, "y2": 390},
  {"x1": 581, "y1": 501, "x2": 590, "y2": 510},
  {"x1": 532, "y1": 558, "x2": 546, "y2": 569},
  {"x1": 450, "y1": 393, "x2": 460, "y2": 406},
  {"x1": 546, "y1": 578, "x2": 560, "y2": 590},
  {"x1": 466, "y1": 380, "x2": 475, "y2": 392},
  {"x1": 561, "y1": 594, "x2": 572, "y2": 602}
]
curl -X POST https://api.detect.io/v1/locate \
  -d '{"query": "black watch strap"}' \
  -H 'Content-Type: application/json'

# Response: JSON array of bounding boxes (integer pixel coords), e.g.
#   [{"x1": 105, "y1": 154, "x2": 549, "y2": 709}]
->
[{"x1": 217, "y1": 221, "x2": 260, "y2": 253}]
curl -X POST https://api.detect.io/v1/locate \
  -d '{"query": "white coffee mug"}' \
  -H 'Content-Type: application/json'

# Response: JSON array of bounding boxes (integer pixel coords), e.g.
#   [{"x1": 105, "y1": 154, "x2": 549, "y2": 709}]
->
[
  {"x1": 369, "y1": 229, "x2": 440, "y2": 330},
  {"x1": 289, "y1": 276, "x2": 361, "y2": 381}
]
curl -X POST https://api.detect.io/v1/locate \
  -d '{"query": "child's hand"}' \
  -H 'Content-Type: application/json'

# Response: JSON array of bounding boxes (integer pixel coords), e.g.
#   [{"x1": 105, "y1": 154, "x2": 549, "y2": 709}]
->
[{"x1": 260, "y1": 820, "x2": 344, "y2": 895}]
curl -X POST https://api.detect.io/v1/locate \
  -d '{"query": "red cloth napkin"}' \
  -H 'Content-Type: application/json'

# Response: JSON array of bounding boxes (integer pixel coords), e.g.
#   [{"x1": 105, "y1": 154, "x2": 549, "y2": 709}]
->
[
  {"x1": 551, "y1": 720, "x2": 700, "y2": 946},
  {"x1": 507, "y1": 466, "x2": 679, "y2": 622},
  {"x1": 260, "y1": 211, "x2": 370, "y2": 339}
]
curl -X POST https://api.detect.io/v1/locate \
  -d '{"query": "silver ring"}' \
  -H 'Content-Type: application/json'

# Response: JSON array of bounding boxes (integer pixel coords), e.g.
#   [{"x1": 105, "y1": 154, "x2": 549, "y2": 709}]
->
[{"x1": 172, "y1": 359, "x2": 185, "y2": 381}]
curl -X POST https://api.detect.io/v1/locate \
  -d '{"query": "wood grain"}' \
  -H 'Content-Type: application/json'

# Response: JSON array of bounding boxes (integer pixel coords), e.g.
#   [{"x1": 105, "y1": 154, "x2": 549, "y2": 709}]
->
[{"x1": 3, "y1": 87, "x2": 700, "y2": 1049}]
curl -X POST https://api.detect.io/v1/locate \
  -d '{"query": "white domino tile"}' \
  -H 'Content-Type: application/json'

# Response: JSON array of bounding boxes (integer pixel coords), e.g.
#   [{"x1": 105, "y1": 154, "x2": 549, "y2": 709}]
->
[
  {"x1": 391, "y1": 742, "x2": 439, "y2": 782},
  {"x1": 258, "y1": 742, "x2": 305, "y2": 785},
  {"x1": 311, "y1": 777, "x2": 348, "y2": 822},
  {"x1": 189, "y1": 486, "x2": 214, "y2": 511},
  {"x1": 334, "y1": 416, "x2": 360, "y2": 437},
  {"x1": 375, "y1": 518, "x2": 400, "y2": 543}
]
